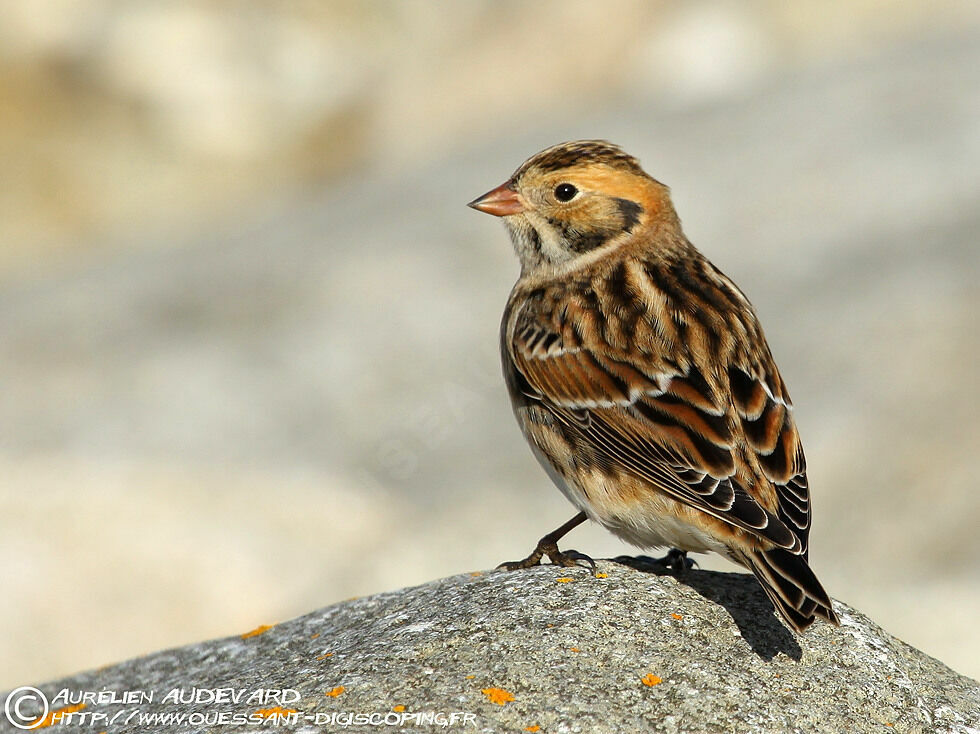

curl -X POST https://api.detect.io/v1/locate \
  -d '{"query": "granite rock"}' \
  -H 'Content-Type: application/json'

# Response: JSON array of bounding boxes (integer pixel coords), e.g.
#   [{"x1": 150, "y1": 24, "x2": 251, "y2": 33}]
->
[{"x1": 4, "y1": 561, "x2": 978, "y2": 733}]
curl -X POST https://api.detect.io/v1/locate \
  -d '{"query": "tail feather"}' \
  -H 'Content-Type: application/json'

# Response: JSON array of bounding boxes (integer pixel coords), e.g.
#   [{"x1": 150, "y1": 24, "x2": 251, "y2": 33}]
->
[{"x1": 741, "y1": 547, "x2": 839, "y2": 633}]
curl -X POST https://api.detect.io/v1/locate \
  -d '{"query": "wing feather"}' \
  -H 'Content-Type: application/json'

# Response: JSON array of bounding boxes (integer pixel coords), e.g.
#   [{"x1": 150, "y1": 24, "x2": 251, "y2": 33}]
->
[{"x1": 507, "y1": 263, "x2": 811, "y2": 555}]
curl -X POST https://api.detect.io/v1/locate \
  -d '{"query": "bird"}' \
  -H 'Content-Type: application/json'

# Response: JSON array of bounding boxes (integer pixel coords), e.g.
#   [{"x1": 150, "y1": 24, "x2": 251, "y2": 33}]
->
[{"x1": 467, "y1": 140, "x2": 838, "y2": 633}]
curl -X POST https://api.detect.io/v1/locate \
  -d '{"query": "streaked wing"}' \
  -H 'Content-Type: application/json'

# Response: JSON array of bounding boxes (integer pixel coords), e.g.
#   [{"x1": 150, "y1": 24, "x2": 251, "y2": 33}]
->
[
  {"x1": 507, "y1": 262, "x2": 809, "y2": 554},
  {"x1": 727, "y1": 363, "x2": 811, "y2": 554}
]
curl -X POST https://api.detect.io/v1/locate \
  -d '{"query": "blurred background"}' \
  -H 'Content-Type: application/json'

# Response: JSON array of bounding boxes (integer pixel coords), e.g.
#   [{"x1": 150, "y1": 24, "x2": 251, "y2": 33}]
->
[{"x1": 1, "y1": 0, "x2": 978, "y2": 689}]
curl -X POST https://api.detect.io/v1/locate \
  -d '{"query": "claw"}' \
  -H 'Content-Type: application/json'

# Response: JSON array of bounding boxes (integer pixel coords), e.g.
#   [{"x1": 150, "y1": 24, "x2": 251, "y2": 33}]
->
[{"x1": 551, "y1": 549, "x2": 598, "y2": 576}]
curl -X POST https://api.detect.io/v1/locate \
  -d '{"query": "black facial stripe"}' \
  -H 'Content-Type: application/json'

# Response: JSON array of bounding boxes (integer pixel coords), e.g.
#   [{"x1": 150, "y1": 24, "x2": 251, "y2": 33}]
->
[
  {"x1": 568, "y1": 232, "x2": 612, "y2": 252},
  {"x1": 613, "y1": 198, "x2": 643, "y2": 233},
  {"x1": 526, "y1": 226, "x2": 541, "y2": 252},
  {"x1": 546, "y1": 217, "x2": 612, "y2": 253}
]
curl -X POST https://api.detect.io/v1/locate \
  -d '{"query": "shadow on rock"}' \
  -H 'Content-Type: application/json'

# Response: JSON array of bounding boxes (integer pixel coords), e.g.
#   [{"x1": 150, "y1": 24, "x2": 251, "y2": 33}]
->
[{"x1": 612, "y1": 555, "x2": 803, "y2": 662}]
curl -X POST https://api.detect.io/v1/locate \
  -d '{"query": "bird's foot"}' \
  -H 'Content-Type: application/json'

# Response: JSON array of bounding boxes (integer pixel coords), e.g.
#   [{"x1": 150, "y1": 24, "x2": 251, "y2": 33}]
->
[
  {"x1": 651, "y1": 548, "x2": 696, "y2": 574},
  {"x1": 497, "y1": 512, "x2": 596, "y2": 575},
  {"x1": 612, "y1": 550, "x2": 697, "y2": 574},
  {"x1": 498, "y1": 540, "x2": 597, "y2": 576}
]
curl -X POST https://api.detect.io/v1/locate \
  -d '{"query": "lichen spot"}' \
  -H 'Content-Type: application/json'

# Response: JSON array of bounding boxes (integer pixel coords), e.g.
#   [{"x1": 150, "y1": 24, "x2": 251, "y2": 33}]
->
[{"x1": 481, "y1": 687, "x2": 515, "y2": 705}]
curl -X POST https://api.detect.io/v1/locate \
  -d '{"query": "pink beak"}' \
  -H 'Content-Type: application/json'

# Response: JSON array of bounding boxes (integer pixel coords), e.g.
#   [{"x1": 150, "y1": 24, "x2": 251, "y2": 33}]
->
[{"x1": 467, "y1": 181, "x2": 525, "y2": 217}]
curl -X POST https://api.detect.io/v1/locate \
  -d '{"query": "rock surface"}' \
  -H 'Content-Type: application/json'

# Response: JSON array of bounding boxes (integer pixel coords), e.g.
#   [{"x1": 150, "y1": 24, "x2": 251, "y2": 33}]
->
[{"x1": 5, "y1": 562, "x2": 978, "y2": 733}]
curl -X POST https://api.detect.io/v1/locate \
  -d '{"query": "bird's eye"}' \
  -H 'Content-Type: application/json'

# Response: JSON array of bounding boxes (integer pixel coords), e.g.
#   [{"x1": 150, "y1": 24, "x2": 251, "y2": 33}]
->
[{"x1": 554, "y1": 183, "x2": 578, "y2": 202}]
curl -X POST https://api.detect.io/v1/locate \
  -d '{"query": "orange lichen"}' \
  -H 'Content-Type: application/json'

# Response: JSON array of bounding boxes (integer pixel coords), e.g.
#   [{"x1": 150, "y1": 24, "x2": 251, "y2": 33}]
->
[
  {"x1": 254, "y1": 706, "x2": 296, "y2": 719},
  {"x1": 316, "y1": 652, "x2": 334, "y2": 660},
  {"x1": 393, "y1": 705, "x2": 406, "y2": 712},
  {"x1": 470, "y1": 571, "x2": 483, "y2": 577},
  {"x1": 241, "y1": 624, "x2": 274, "y2": 639},
  {"x1": 525, "y1": 726, "x2": 541, "y2": 732},
  {"x1": 556, "y1": 577, "x2": 573, "y2": 583},
  {"x1": 325, "y1": 686, "x2": 345, "y2": 698},
  {"x1": 481, "y1": 688, "x2": 515, "y2": 705},
  {"x1": 32, "y1": 703, "x2": 86, "y2": 729},
  {"x1": 671, "y1": 613, "x2": 683, "y2": 620},
  {"x1": 569, "y1": 647, "x2": 581, "y2": 653},
  {"x1": 595, "y1": 572, "x2": 608, "y2": 578},
  {"x1": 641, "y1": 674, "x2": 662, "y2": 687},
  {"x1": 310, "y1": 633, "x2": 320, "y2": 639}
]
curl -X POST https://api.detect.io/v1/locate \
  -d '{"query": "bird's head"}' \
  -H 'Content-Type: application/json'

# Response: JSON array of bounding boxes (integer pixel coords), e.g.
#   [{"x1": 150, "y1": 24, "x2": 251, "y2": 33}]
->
[{"x1": 468, "y1": 140, "x2": 680, "y2": 274}]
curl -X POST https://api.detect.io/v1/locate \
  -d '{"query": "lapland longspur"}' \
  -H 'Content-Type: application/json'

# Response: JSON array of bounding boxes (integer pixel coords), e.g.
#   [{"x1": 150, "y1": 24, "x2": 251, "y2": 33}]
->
[{"x1": 468, "y1": 140, "x2": 838, "y2": 633}]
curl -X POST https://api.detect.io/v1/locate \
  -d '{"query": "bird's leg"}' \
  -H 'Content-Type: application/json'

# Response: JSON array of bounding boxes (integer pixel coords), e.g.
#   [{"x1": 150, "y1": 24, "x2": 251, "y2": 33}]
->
[
  {"x1": 651, "y1": 548, "x2": 696, "y2": 574},
  {"x1": 498, "y1": 511, "x2": 597, "y2": 575}
]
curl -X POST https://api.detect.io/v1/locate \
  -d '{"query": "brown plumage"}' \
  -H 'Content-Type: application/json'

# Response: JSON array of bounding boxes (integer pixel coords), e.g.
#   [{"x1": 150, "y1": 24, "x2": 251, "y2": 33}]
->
[{"x1": 469, "y1": 140, "x2": 838, "y2": 633}]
